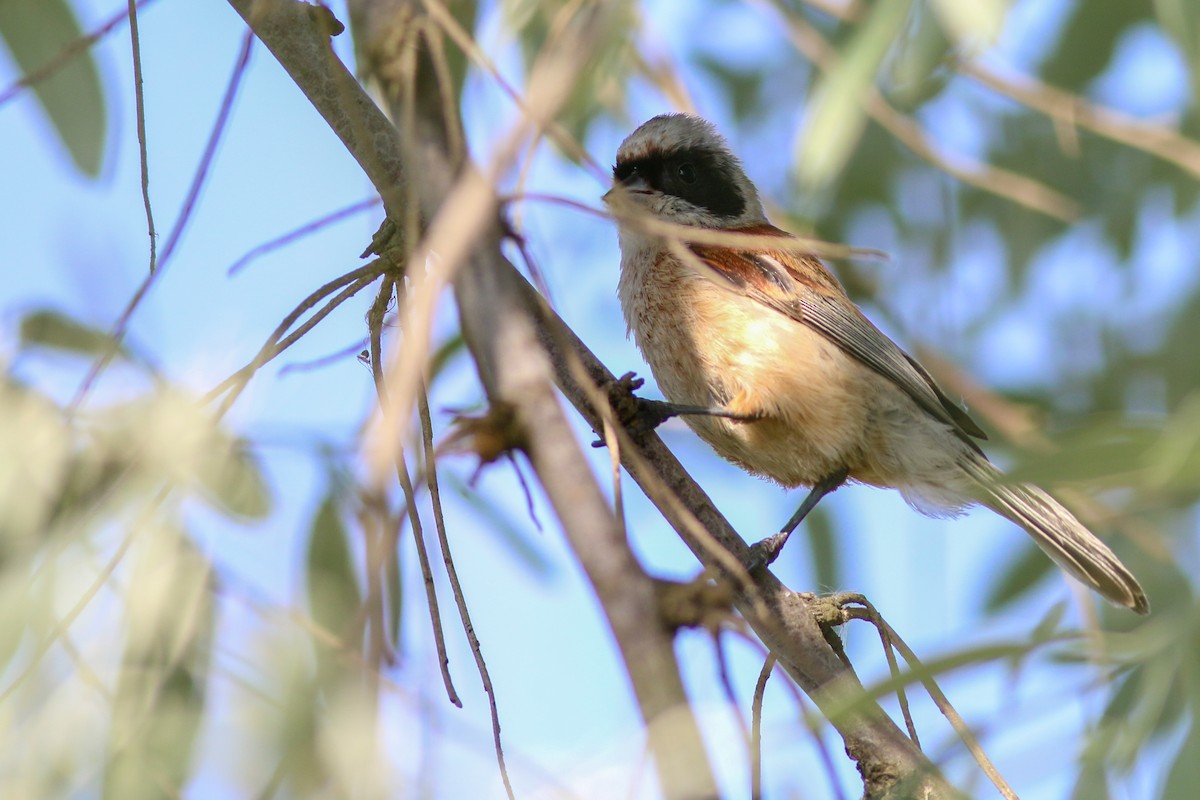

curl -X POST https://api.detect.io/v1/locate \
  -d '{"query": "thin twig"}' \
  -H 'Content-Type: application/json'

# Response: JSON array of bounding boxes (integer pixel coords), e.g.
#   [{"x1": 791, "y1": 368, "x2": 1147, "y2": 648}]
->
[
  {"x1": 503, "y1": 451, "x2": 542, "y2": 531},
  {"x1": 834, "y1": 594, "x2": 1017, "y2": 800},
  {"x1": 512, "y1": 191, "x2": 890, "y2": 263},
  {"x1": 758, "y1": 0, "x2": 1079, "y2": 221},
  {"x1": 416, "y1": 0, "x2": 606, "y2": 180},
  {"x1": 960, "y1": 60, "x2": 1200, "y2": 179},
  {"x1": 159, "y1": 30, "x2": 255, "y2": 268},
  {"x1": 0, "y1": 0, "x2": 158, "y2": 108},
  {"x1": 751, "y1": 654, "x2": 773, "y2": 800},
  {"x1": 714, "y1": 633, "x2": 753, "y2": 778},
  {"x1": 0, "y1": 499, "x2": 154, "y2": 705},
  {"x1": 227, "y1": 196, "x2": 382, "y2": 275},
  {"x1": 71, "y1": 30, "x2": 255, "y2": 412},
  {"x1": 370, "y1": 276, "x2": 462, "y2": 708},
  {"x1": 739, "y1": 633, "x2": 846, "y2": 800},
  {"x1": 279, "y1": 338, "x2": 370, "y2": 375},
  {"x1": 418, "y1": 384, "x2": 515, "y2": 799},
  {"x1": 228, "y1": 0, "x2": 956, "y2": 792},
  {"x1": 127, "y1": 0, "x2": 156, "y2": 278},
  {"x1": 207, "y1": 263, "x2": 386, "y2": 413}
]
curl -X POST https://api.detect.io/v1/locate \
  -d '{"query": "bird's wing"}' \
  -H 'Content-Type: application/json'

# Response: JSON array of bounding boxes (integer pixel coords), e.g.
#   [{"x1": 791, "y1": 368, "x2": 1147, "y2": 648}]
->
[{"x1": 685, "y1": 229, "x2": 988, "y2": 446}]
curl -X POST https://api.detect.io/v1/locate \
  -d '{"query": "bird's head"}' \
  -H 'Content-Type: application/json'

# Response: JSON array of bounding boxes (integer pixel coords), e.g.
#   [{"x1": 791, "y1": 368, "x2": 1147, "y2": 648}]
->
[{"x1": 605, "y1": 113, "x2": 767, "y2": 230}]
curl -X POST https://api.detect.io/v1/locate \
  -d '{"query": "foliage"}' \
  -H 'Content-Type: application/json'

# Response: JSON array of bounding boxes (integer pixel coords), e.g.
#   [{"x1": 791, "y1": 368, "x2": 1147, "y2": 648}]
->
[{"x1": 1, "y1": 0, "x2": 1199, "y2": 797}]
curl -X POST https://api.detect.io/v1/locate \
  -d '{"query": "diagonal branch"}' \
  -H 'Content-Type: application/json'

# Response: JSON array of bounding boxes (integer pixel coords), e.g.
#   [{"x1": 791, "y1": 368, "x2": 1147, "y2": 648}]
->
[{"x1": 222, "y1": 0, "x2": 956, "y2": 795}]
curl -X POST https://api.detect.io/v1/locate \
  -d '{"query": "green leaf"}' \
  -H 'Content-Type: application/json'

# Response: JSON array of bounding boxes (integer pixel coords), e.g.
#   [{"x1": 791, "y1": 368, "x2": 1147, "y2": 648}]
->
[
  {"x1": 504, "y1": 0, "x2": 636, "y2": 149},
  {"x1": 0, "y1": 0, "x2": 106, "y2": 175},
  {"x1": 1070, "y1": 761, "x2": 1112, "y2": 800},
  {"x1": 305, "y1": 488, "x2": 361, "y2": 640},
  {"x1": 1038, "y1": 0, "x2": 1149, "y2": 92},
  {"x1": 983, "y1": 540, "x2": 1054, "y2": 612},
  {"x1": 1006, "y1": 417, "x2": 1160, "y2": 486},
  {"x1": 802, "y1": 505, "x2": 839, "y2": 592},
  {"x1": 427, "y1": 332, "x2": 465, "y2": 383},
  {"x1": 447, "y1": 471, "x2": 552, "y2": 577},
  {"x1": 386, "y1": 539, "x2": 403, "y2": 651},
  {"x1": 1164, "y1": 722, "x2": 1200, "y2": 800},
  {"x1": 19, "y1": 309, "x2": 126, "y2": 359},
  {"x1": 883, "y1": 1, "x2": 952, "y2": 111},
  {"x1": 696, "y1": 55, "x2": 767, "y2": 120},
  {"x1": 105, "y1": 532, "x2": 213, "y2": 800},
  {"x1": 196, "y1": 440, "x2": 272, "y2": 520},
  {"x1": 794, "y1": 0, "x2": 913, "y2": 189},
  {"x1": 929, "y1": 0, "x2": 1007, "y2": 50}
]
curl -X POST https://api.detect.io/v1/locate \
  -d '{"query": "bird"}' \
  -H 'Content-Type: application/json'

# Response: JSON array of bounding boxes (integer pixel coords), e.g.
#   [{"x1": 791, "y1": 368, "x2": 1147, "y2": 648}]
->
[{"x1": 602, "y1": 112, "x2": 1148, "y2": 614}]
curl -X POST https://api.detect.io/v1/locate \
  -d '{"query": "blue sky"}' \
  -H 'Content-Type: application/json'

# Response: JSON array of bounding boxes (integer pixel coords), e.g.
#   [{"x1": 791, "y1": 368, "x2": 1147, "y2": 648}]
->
[{"x1": 1, "y1": 0, "x2": 1189, "y2": 797}]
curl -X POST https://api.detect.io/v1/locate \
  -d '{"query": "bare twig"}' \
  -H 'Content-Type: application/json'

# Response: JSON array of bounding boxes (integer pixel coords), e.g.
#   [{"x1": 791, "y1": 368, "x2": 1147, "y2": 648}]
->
[
  {"x1": 715, "y1": 632, "x2": 753, "y2": 767},
  {"x1": 228, "y1": 196, "x2": 382, "y2": 275},
  {"x1": 71, "y1": 30, "x2": 255, "y2": 411},
  {"x1": 226, "y1": 0, "x2": 956, "y2": 795},
  {"x1": 829, "y1": 593, "x2": 1017, "y2": 800},
  {"x1": 418, "y1": 385, "x2": 514, "y2": 799},
  {"x1": 960, "y1": 60, "x2": 1200, "y2": 179},
  {"x1": 758, "y1": 0, "x2": 1079, "y2": 221},
  {"x1": 0, "y1": 0, "x2": 159, "y2": 108},
  {"x1": 128, "y1": 0, "x2": 156, "y2": 278},
  {"x1": 751, "y1": 653, "x2": 773, "y2": 800},
  {"x1": 369, "y1": 275, "x2": 462, "y2": 708},
  {"x1": 207, "y1": 263, "x2": 385, "y2": 413}
]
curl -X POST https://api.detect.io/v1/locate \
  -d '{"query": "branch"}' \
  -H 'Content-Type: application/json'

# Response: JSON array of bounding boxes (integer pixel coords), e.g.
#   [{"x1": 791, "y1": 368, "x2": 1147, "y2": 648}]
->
[{"x1": 222, "y1": 0, "x2": 956, "y2": 795}]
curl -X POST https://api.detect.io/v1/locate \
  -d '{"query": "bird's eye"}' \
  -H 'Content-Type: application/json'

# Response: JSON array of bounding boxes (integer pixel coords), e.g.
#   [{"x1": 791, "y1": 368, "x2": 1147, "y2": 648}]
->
[{"x1": 676, "y1": 161, "x2": 697, "y2": 184}]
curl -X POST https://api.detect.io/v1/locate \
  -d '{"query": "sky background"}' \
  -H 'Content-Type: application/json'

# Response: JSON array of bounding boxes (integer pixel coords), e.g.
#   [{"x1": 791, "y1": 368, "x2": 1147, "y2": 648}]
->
[{"x1": 1, "y1": 0, "x2": 1192, "y2": 797}]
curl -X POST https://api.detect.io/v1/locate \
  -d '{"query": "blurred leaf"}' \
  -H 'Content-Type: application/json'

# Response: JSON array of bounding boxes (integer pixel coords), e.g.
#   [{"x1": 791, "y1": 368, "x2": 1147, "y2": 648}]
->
[
  {"x1": 929, "y1": 0, "x2": 1006, "y2": 50},
  {"x1": 883, "y1": 1, "x2": 952, "y2": 111},
  {"x1": 0, "y1": 380, "x2": 71, "y2": 548},
  {"x1": 386, "y1": 538, "x2": 403, "y2": 651},
  {"x1": 1070, "y1": 761, "x2": 1112, "y2": 800},
  {"x1": 1164, "y1": 723, "x2": 1200, "y2": 800},
  {"x1": 801, "y1": 505, "x2": 839, "y2": 591},
  {"x1": 504, "y1": 0, "x2": 635, "y2": 149},
  {"x1": 696, "y1": 55, "x2": 767, "y2": 120},
  {"x1": 1161, "y1": 295, "x2": 1200, "y2": 409},
  {"x1": 795, "y1": 0, "x2": 913, "y2": 189},
  {"x1": 195, "y1": 440, "x2": 272, "y2": 520},
  {"x1": 446, "y1": 471, "x2": 552, "y2": 577},
  {"x1": 822, "y1": 120, "x2": 905, "y2": 231},
  {"x1": 270, "y1": 648, "x2": 327, "y2": 795},
  {"x1": 427, "y1": 332, "x2": 465, "y2": 383},
  {"x1": 438, "y1": 0, "x2": 477, "y2": 104},
  {"x1": 983, "y1": 540, "x2": 1054, "y2": 612},
  {"x1": 1142, "y1": 392, "x2": 1200, "y2": 497},
  {"x1": 105, "y1": 530, "x2": 213, "y2": 800},
  {"x1": 1006, "y1": 416, "x2": 1160, "y2": 485},
  {"x1": 1156, "y1": 0, "x2": 1200, "y2": 78},
  {"x1": 19, "y1": 309, "x2": 127, "y2": 359},
  {"x1": 306, "y1": 488, "x2": 361, "y2": 640},
  {"x1": 1039, "y1": 0, "x2": 1149, "y2": 91},
  {"x1": 0, "y1": 0, "x2": 106, "y2": 175}
]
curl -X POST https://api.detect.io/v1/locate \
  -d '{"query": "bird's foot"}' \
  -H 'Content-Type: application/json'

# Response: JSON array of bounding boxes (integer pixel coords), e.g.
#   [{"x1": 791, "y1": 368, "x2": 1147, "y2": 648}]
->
[
  {"x1": 593, "y1": 372, "x2": 756, "y2": 447},
  {"x1": 743, "y1": 530, "x2": 793, "y2": 573}
]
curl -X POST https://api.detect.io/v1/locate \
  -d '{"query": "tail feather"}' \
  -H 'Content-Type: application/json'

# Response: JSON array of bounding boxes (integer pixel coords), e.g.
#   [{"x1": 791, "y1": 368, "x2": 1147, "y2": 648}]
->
[{"x1": 961, "y1": 458, "x2": 1149, "y2": 614}]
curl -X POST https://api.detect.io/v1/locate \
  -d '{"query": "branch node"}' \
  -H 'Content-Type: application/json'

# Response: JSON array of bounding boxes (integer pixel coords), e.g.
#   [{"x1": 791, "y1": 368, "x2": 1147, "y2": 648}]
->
[
  {"x1": 654, "y1": 573, "x2": 736, "y2": 634},
  {"x1": 441, "y1": 402, "x2": 527, "y2": 482}
]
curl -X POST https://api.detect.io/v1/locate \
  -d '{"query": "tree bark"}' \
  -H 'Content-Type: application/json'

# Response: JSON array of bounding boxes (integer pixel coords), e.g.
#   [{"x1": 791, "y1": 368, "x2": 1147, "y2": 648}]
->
[{"x1": 223, "y1": 1, "x2": 958, "y2": 796}]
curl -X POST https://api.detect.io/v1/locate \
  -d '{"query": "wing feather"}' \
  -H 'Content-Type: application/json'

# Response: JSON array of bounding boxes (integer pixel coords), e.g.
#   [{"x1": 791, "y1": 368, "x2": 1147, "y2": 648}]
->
[{"x1": 684, "y1": 233, "x2": 987, "y2": 448}]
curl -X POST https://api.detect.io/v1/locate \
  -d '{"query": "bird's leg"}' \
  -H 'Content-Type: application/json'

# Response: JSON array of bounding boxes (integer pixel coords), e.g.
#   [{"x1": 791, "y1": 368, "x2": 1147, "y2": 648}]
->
[
  {"x1": 746, "y1": 467, "x2": 850, "y2": 570},
  {"x1": 594, "y1": 372, "x2": 761, "y2": 446}
]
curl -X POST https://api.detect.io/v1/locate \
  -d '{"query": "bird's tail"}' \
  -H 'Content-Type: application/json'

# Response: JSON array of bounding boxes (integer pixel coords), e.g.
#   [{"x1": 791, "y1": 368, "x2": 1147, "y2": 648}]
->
[{"x1": 961, "y1": 457, "x2": 1149, "y2": 614}]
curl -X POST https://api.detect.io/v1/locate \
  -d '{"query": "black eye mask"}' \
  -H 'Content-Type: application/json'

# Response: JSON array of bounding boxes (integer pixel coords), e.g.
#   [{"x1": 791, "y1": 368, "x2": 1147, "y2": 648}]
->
[{"x1": 613, "y1": 147, "x2": 746, "y2": 219}]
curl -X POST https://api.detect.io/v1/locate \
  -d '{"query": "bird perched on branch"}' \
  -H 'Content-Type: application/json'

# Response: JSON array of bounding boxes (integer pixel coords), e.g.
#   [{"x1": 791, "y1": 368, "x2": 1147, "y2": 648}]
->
[{"x1": 604, "y1": 112, "x2": 1148, "y2": 614}]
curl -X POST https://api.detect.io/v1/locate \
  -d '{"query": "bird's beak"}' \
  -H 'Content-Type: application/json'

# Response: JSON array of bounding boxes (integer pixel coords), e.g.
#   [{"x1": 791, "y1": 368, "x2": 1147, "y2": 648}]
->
[{"x1": 603, "y1": 175, "x2": 651, "y2": 205}]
